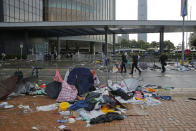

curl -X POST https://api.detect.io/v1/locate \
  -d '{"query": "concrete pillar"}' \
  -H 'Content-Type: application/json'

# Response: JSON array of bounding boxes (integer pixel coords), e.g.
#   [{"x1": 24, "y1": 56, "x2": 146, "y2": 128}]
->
[
  {"x1": 65, "y1": 40, "x2": 68, "y2": 51},
  {"x1": 113, "y1": 34, "x2": 115, "y2": 54},
  {"x1": 160, "y1": 27, "x2": 164, "y2": 54},
  {"x1": 90, "y1": 42, "x2": 95, "y2": 54},
  {"x1": 24, "y1": 31, "x2": 29, "y2": 55},
  {"x1": 104, "y1": 26, "x2": 108, "y2": 56},
  {"x1": 93, "y1": 43, "x2": 95, "y2": 55},
  {"x1": 57, "y1": 36, "x2": 61, "y2": 55},
  {"x1": 45, "y1": 36, "x2": 49, "y2": 54},
  {"x1": 57, "y1": 36, "x2": 61, "y2": 60}
]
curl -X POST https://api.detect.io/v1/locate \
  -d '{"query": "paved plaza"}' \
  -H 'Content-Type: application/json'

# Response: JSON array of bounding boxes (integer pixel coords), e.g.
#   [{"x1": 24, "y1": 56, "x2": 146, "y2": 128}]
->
[{"x1": 0, "y1": 60, "x2": 196, "y2": 131}]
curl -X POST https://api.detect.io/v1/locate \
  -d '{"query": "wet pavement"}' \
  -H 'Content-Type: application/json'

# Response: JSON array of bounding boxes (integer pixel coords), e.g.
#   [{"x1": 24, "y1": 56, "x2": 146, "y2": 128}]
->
[{"x1": 1, "y1": 60, "x2": 196, "y2": 91}]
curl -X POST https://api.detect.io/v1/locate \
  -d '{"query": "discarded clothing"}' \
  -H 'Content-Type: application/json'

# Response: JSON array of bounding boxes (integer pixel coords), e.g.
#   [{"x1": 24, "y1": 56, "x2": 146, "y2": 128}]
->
[
  {"x1": 90, "y1": 112, "x2": 124, "y2": 124},
  {"x1": 54, "y1": 69, "x2": 63, "y2": 83},
  {"x1": 67, "y1": 67, "x2": 94, "y2": 96},
  {"x1": 93, "y1": 74, "x2": 100, "y2": 86},
  {"x1": 68, "y1": 100, "x2": 88, "y2": 111},
  {"x1": 145, "y1": 97, "x2": 161, "y2": 105},
  {"x1": 78, "y1": 109, "x2": 105, "y2": 121},
  {"x1": 45, "y1": 81, "x2": 62, "y2": 99},
  {"x1": 31, "y1": 89, "x2": 46, "y2": 95},
  {"x1": 85, "y1": 92, "x2": 101, "y2": 103},
  {"x1": 101, "y1": 106, "x2": 116, "y2": 114},
  {"x1": 146, "y1": 88, "x2": 156, "y2": 93},
  {"x1": 111, "y1": 89, "x2": 133, "y2": 100},
  {"x1": 15, "y1": 79, "x2": 39, "y2": 95},
  {"x1": 64, "y1": 70, "x2": 70, "y2": 82},
  {"x1": 84, "y1": 102, "x2": 96, "y2": 111},
  {"x1": 135, "y1": 91, "x2": 144, "y2": 99},
  {"x1": 121, "y1": 79, "x2": 139, "y2": 92},
  {"x1": 102, "y1": 95, "x2": 116, "y2": 106},
  {"x1": 160, "y1": 96, "x2": 171, "y2": 100},
  {"x1": 84, "y1": 92, "x2": 100, "y2": 111},
  {"x1": 152, "y1": 94, "x2": 171, "y2": 100},
  {"x1": 139, "y1": 62, "x2": 148, "y2": 70},
  {"x1": 56, "y1": 81, "x2": 78, "y2": 102}
]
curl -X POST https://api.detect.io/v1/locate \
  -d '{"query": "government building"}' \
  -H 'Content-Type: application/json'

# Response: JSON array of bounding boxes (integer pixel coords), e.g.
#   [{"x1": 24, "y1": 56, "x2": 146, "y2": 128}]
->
[{"x1": 0, "y1": 0, "x2": 116, "y2": 59}]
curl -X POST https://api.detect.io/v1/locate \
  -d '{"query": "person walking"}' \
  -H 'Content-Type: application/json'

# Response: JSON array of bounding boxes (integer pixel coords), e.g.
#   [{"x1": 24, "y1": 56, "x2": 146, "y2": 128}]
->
[
  {"x1": 121, "y1": 52, "x2": 127, "y2": 73},
  {"x1": 159, "y1": 52, "x2": 168, "y2": 73},
  {"x1": 130, "y1": 52, "x2": 141, "y2": 75}
]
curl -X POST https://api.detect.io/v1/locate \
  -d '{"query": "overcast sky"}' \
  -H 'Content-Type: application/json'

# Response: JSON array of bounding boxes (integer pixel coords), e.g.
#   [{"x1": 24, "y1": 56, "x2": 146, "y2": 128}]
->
[{"x1": 116, "y1": 0, "x2": 196, "y2": 47}]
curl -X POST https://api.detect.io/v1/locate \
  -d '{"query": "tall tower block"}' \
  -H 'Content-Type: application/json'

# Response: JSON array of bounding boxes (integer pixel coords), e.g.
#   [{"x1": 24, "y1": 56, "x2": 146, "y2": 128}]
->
[{"x1": 138, "y1": 0, "x2": 147, "y2": 42}]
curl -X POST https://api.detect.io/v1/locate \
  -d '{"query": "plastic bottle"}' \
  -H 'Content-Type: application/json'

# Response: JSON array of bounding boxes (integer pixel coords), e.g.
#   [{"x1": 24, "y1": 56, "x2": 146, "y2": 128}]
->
[{"x1": 57, "y1": 120, "x2": 68, "y2": 123}]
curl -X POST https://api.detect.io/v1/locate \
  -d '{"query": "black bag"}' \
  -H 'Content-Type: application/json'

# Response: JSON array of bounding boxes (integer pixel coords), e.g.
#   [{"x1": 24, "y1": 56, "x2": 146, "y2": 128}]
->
[{"x1": 45, "y1": 81, "x2": 62, "y2": 99}]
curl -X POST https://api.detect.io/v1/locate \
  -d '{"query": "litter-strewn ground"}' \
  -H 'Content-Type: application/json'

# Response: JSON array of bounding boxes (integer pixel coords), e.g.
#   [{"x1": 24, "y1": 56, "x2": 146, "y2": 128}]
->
[
  {"x1": 0, "y1": 95, "x2": 196, "y2": 131},
  {"x1": 1, "y1": 59, "x2": 196, "y2": 131}
]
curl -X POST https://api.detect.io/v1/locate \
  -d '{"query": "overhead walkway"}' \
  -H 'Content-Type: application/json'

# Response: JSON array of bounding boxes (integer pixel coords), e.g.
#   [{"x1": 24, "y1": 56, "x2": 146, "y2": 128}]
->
[{"x1": 1, "y1": 20, "x2": 196, "y2": 55}]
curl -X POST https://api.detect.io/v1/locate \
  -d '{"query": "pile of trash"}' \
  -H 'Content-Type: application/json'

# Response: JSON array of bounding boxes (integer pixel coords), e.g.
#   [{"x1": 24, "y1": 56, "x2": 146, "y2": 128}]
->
[{"x1": 0, "y1": 67, "x2": 174, "y2": 128}]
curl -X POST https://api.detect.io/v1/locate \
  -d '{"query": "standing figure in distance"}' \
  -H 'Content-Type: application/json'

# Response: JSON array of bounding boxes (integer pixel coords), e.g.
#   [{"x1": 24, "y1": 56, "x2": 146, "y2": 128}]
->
[
  {"x1": 130, "y1": 52, "x2": 141, "y2": 75},
  {"x1": 121, "y1": 52, "x2": 127, "y2": 73},
  {"x1": 53, "y1": 46, "x2": 58, "y2": 60},
  {"x1": 159, "y1": 52, "x2": 168, "y2": 73}
]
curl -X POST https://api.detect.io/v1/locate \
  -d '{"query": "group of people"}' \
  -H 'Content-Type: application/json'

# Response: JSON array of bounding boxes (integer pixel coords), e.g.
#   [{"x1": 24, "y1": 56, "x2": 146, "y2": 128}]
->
[{"x1": 121, "y1": 52, "x2": 167, "y2": 74}]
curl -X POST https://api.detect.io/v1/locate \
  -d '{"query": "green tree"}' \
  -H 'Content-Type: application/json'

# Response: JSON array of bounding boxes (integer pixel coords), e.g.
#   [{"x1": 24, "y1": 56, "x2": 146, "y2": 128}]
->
[
  {"x1": 189, "y1": 32, "x2": 196, "y2": 49},
  {"x1": 129, "y1": 40, "x2": 137, "y2": 48},
  {"x1": 137, "y1": 40, "x2": 150, "y2": 49},
  {"x1": 164, "y1": 40, "x2": 175, "y2": 51},
  {"x1": 150, "y1": 41, "x2": 159, "y2": 48},
  {"x1": 120, "y1": 39, "x2": 130, "y2": 48}
]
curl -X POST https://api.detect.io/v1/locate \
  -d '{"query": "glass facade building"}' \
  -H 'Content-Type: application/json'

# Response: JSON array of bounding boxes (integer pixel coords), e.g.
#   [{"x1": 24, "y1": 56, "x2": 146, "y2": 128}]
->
[
  {"x1": 43, "y1": 0, "x2": 115, "y2": 21},
  {"x1": 43, "y1": 0, "x2": 116, "y2": 48},
  {"x1": 0, "y1": 0, "x2": 116, "y2": 56},
  {"x1": 1, "y1": 0, "x2": 43, "y2": 22}
]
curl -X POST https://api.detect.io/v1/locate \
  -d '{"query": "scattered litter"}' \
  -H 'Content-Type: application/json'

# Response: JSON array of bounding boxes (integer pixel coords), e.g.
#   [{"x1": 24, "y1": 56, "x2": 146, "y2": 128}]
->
[
  {"x1": 0, "y1": 102, "x2": 14, "y2": 109},
  {"x1": 188, "y1": 98, "x2": 196, "y2": 100},
  {"x1": 57, "y1": 120, "x2": 68, "y2": 123},
  {"x1": 32, "y1": 126, "x2": 39, "y2": 130},
  {"x1": 59, "y1": 111, "x2": 70, "y2": 116},
  {"x1": 36, "y1": 103, "x2": 58, "y2": 112},
  {"x1": 0, "y1": 66, "x2": 180, "y2": 128},
  {"x1": 59, "y1": 102, "x2": 70, "y2": 111},
  {"x1": 68, "y1": 118, "x2": 76, "y2": 123},
  {"x1": 0, "y1": 102, "x2": 8, "y2": 107},
  {"x1": 4, "y1": 104, "x2": 14, "y2": 109},
  {"x1": 18, "y1": 104, "x2": 32, "y2": 113},
  {"x1": 168, "y1": 117, "x2": 174, "y2": 121},
  {"x1": 58, "y1": 125, "x2": 66, "y2": 130},
  {"x1": 76, "y1": 117, "x2": 82, "y2": 120}
]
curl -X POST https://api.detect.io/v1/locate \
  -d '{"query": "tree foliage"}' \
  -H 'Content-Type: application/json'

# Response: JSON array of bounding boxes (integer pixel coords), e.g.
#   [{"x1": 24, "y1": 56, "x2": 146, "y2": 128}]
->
[
  {"x1": 189, "y1": 32, "x2": 196, "y2": 49},
  {"x1": 164, "y1": 40, "x2": 175, "y2": 51},
  {"x1": 118, "y1": 39, "x2": 175, "y2": 51},
  {"x1": 149, "y1": 41, "x2": 159, "y2": 48}
]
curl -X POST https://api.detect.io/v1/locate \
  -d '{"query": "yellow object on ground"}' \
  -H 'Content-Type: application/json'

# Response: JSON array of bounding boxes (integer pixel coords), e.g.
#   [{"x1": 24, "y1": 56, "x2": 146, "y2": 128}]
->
[
  {"x1": 146, "y1": 88, "x2": 156, "y2": 92},
  {"x1": 180, "y1": 60, "x2": 186, "y2": 65},
  {"x1": 59, "y1": 102, "x2": 69, "y2": 111},
  {"x1": 135, "y1": 97, "x2": 146, "y2": 102},
  {"x1": 101, "y1": 106, "x2": 116, "y2": 114}
]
